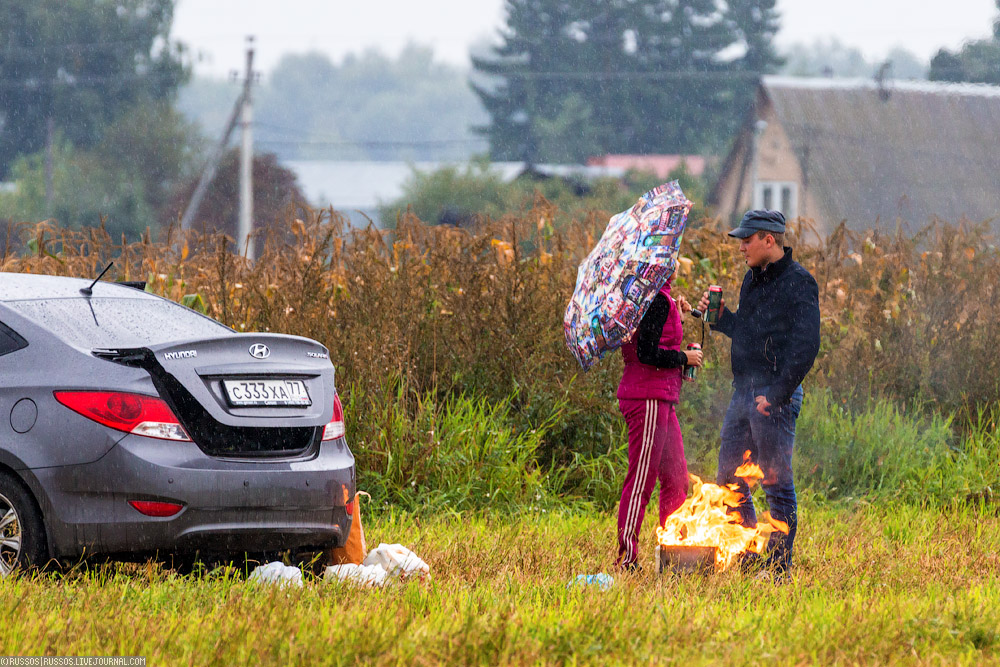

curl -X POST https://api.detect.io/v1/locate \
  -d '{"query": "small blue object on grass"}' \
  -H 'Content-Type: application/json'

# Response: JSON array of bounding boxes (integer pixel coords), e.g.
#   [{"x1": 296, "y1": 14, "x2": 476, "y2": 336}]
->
[{"x1": 567, "y1": 573, "x2": 614, "y2": 590}]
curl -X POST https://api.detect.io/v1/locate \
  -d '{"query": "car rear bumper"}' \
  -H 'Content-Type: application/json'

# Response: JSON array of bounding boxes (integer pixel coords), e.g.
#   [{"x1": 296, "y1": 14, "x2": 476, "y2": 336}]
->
[{"x1": 31, "y1": 434, "x2": 356, "y2": 558}]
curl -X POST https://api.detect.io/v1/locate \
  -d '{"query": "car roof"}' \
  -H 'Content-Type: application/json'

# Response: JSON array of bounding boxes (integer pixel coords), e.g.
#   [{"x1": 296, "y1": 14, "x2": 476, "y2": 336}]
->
[{"x1": 0, "y1": 272, "x2": 160, "y2": 302}]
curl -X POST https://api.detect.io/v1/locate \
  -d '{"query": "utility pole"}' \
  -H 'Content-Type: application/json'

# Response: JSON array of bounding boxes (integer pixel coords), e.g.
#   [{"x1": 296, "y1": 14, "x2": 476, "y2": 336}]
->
[
  {"x1": 179, "y1": 36, "x2": 257, "y2": 258},
  {"x1": 178, "y1": 91, "x2": 244, "y2": 232},
  {"x1": 238, "y1": 36, "x2": 256, "y2": 259}
]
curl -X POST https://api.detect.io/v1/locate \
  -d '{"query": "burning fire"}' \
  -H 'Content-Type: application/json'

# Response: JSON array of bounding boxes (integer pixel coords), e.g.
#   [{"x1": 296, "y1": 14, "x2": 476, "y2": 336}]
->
[{"x1": 656, "y1": 451, "x2": 789, "y2": 571}]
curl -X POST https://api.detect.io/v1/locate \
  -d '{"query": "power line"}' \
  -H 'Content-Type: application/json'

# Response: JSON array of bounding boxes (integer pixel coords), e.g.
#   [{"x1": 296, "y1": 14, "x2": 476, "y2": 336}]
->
[
  {"x1": 1, "y1": 39, "x2": 161, "y2": 56},
  {"x1": 0, "y1": 72, "x2": 182, "y2": 91},
  {"x1": 251, "y1": 120, "x2": 343, "y2": 141},
  {"x1": 474, "y1": 70, "x2": 765, "y2": 80},
  {"x1": 256, "y1": 138, "x2": 482, "y2": 148},
  {"x1": 0, "y1": 68, "x2": 767, "y2": 91},
  {"x1": 251, "y1": 121, "x2": 481, "y2": 147}
]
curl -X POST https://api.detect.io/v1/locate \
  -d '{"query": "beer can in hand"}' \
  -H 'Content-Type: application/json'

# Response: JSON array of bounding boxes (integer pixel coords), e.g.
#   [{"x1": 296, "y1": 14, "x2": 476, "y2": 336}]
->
[
  {"x1": 684, "y1": 343, "x2": 701, "y2": 381},
  {"x1": 706, "y1": 286, "x2": 723, "y2": 324}
]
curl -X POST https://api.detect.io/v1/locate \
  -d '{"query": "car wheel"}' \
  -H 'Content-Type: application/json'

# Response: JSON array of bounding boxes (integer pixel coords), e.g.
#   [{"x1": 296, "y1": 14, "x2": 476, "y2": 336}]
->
[{"x1": 0, "y1": 472, "x2": 47, "y2": 576}]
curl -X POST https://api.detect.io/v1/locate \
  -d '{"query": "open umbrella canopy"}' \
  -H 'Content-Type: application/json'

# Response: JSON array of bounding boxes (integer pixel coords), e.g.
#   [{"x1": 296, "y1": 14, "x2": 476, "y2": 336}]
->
[{"x1": 563, "y1": 181, "x2": 692, "y2": 370}]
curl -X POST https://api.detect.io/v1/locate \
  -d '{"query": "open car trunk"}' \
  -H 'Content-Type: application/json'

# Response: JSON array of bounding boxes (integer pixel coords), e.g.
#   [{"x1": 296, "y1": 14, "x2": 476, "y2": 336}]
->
[{"x1": 94, "y1": 334, "x2": 336, "y2": 458}]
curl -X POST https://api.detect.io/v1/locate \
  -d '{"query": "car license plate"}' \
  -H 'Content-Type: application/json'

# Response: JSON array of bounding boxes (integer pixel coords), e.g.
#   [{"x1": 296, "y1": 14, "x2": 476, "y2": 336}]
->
[{"x1": 223, "y1": 379, "x2": 312, "y2": 406}]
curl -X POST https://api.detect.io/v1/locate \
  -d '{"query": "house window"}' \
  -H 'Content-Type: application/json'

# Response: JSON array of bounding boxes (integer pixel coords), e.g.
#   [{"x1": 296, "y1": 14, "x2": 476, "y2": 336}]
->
[{"x1": 753, "y1": 181, "x2": 798, "y2": 219}]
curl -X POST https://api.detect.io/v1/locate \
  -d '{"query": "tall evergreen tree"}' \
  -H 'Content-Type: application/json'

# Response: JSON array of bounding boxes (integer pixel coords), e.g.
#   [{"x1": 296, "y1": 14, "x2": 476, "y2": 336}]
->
[
  {"x1": 471, "y1": 0, "x2": 582, "y2": 161},
  {"x1": 471, "y1": 0, "x2": 782, "y2": 162},
  {"x1": 719, "y1": 0, "x2": 783, "y2": 145}
]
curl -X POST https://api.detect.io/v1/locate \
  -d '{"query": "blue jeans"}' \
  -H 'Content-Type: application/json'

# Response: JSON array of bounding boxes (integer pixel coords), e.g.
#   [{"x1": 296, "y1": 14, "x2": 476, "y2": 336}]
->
[{"x1": 716, "y1": 384, "x2": 803, "y2": 572}]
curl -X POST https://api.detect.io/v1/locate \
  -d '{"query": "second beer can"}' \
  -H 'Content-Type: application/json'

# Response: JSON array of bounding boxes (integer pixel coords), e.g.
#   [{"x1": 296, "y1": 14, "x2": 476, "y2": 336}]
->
[
  {"x1": 684, "y1": 343, "x2": 701, "y2": 381},
  {"x1": 706, "y1": 286, "x2": 723, "y2": 324}
]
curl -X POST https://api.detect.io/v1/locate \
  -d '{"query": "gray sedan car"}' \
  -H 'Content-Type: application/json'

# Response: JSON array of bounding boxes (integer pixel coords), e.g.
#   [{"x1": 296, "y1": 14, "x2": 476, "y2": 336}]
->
[{"x1": 0, "y1": 272, "x2": 355, "y2": 574}]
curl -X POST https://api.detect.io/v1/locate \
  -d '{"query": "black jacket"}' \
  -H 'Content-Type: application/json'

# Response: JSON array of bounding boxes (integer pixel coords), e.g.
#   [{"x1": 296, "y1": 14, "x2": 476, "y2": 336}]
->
[{"x1": 712, "y1": 247, "x2": 820, "y2": 405}]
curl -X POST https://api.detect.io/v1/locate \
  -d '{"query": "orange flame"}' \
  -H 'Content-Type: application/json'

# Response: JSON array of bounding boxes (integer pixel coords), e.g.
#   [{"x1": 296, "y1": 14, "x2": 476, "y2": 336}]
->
[
  {"x1": 656, "y1": 452, "x2": 789, "y2": 571},
  {"x1": 733, "y1": 450, "x2": 763, "y2": 488}
]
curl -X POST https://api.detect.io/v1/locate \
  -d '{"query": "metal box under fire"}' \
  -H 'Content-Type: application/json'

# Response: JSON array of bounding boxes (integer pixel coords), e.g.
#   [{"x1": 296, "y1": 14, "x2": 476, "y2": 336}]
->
[{"x1": 657, "y1": 544, "x2": 717, "y2": 574}]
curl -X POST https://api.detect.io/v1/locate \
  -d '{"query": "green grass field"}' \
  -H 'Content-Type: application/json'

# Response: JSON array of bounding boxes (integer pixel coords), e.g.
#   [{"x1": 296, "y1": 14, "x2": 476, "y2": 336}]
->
[{"x1": 3, "y1": 501, "x2": 998, "y2": 665}]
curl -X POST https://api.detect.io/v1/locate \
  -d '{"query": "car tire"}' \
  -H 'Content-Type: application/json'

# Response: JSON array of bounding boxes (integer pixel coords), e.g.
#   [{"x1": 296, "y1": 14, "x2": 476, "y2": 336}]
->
[{"x1": 0, "y1": 471, "x2": 48, "y2": 576}]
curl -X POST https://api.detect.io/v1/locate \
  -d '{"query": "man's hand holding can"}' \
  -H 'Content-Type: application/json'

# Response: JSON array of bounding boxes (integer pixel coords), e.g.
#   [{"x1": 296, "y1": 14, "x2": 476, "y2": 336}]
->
[{"x1": 698, "y1": 286, "x2": 724, "y2": 323}]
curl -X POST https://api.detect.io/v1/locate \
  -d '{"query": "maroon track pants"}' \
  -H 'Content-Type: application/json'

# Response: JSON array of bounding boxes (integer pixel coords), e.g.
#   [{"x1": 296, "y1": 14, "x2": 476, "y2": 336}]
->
[{"x1": 616, "y1": 398, "x2": 688, "y2": 568}]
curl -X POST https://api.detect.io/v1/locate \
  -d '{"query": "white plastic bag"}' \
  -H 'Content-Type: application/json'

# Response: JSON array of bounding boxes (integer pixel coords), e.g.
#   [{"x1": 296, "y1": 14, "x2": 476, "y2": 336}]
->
[
  {"x1": 566, "y1": 573, "x2": 614, "y2": 591},
  {"x1": 323, "y1": 563, "x2": 388, "y2": 588},
  {"x1": 362, "y1": 543, "x2": 430, "y2": 579},
  {"x1": 249, "y1": 561, "x2": 303, "y2": 588}
]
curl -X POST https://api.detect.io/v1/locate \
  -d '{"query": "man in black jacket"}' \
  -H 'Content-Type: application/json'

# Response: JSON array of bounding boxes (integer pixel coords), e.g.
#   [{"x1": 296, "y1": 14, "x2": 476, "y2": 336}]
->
[{"x1": 698, "y1": 209, "x2": 820, "y2": 578}]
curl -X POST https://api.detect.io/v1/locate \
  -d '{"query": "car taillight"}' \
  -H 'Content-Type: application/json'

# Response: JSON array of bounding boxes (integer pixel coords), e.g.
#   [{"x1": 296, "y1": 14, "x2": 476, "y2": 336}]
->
[
  {"x1": 322, "y1": 392, "x2": 346, "y2": 441},
  {"x1": 54, "y1": 391, "x2": 191, "y2": 442},
  {"x1": 128, "y1": 500, "x2": 184, "y2": 517},
  {"x1": 342, "y1": 484, "x2": 353, "y2": 515}
]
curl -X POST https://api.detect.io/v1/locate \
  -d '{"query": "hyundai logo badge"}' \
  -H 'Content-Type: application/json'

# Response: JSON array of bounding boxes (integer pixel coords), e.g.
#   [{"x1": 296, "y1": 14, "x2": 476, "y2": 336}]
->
[{"x1": 249, "y1": 343, "x2": 270, "y2": 359}]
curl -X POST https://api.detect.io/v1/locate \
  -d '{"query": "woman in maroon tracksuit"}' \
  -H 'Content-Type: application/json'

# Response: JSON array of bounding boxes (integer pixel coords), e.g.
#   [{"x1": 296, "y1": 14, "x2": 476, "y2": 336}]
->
[{"x1": 615, "y1": 277, "x2": 701, "y2": 570}]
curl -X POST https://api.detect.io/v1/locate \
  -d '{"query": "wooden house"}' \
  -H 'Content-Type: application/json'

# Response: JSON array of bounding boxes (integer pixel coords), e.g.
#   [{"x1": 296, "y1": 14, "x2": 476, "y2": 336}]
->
[{"x1": 710, "y1": 76, "x2": 1000, "y2": 238}]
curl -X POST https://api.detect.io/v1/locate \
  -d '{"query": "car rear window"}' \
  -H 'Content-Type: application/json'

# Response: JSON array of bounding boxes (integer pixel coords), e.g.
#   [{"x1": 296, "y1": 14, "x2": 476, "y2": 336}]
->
[
  {"x1": 0, "y1": 322, "x2": 28, "y2": 356},
  {"x1": 5, "y1": 297, "x2": 232, "y2": 348}
]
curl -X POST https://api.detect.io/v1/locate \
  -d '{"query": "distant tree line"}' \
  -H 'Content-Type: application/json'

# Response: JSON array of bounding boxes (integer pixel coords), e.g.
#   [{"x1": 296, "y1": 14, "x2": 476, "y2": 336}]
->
[
  {"x1": 780, "y1": 39, "x2": 927, "y2": 80},
  {"x1": 929, "y1": 0, "x2": 1000, "y2": 84},
  {"x1": 178, "y1": 46, "x2": 488, "y2": 164}
]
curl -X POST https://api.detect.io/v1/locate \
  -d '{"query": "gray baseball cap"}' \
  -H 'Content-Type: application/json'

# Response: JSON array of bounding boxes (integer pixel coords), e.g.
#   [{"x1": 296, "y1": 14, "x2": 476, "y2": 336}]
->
[{"x1": 728, "y1": 209, "x2": 786, "y2": 238}]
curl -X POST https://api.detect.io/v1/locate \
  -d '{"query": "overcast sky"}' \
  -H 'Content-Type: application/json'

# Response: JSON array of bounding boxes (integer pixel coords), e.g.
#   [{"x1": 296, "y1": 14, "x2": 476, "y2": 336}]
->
[{"x1": 172, "y1": 0, "x2": 998, "y2": 77}]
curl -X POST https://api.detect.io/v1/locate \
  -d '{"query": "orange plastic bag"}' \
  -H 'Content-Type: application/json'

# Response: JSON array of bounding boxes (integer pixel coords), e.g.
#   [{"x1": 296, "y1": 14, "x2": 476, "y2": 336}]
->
[{"x1": 327, "y1": 491, "x2": 368, "y2": 565}]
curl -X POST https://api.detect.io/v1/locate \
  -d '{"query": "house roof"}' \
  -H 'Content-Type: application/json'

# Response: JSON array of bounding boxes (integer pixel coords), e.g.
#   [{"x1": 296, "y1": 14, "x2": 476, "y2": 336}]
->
[{"x1": 760, "y1": 75, "x2": 1000, "y2": 229}]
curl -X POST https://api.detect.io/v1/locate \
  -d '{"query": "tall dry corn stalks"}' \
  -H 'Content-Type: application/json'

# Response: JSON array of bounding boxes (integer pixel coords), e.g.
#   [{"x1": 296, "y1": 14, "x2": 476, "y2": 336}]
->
[{"x1": 4, "y1": 207, "x2": 1000, "y2": 442}]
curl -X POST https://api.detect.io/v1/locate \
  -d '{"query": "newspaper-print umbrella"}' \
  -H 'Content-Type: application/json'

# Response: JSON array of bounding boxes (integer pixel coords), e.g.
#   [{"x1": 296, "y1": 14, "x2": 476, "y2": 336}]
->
[{"x1": 563, "y1": 181, "x2": 692, "y2": 370}]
